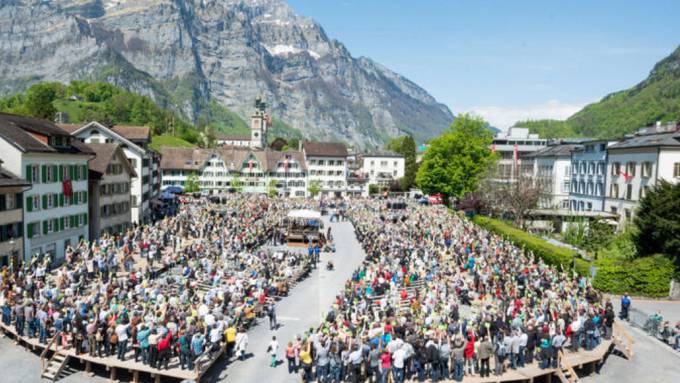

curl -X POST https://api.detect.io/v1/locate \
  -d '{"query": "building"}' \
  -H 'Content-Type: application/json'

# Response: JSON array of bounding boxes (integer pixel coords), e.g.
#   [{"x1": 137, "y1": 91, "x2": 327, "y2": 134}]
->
[
  {"x1": 361, "y1": 151, "x2": 405, "y2": 187},
  {"x1": 345, "y1": 153, "x2": 369, "y2": 196},
  {"x1": 604, "y1": 123, "x2": 680, "y2": 226},
  {"x1": 216, "y1": 134, "x2": 252, "y2": 147},
  {"x1": 491, "y1": 127, "x2": 547, "y2": 180},
  {"x1": 569, "y1": 140, "x2": 613, "y2": 212},
  {"x1": 0, "y1": 160, "x2": 31, "y2": 267},
  {"x1": 0, "y1": 113, "x2": 93, "y2": 262},
  {"x1": 528, "y1": 143, "x2": 580, "y2": 209},
  {"x1": 86, "y1": 143, "x2": 136, "y2": 238},
  {"x1": 160, "y1": 147, "x2": 307, "y2": 197},
  {"x1": 302, "y1": 141, "x2": 349, "y2": 197},
  {"x1": 61, "y1": 122, "x2": 157, "y2": 224}
]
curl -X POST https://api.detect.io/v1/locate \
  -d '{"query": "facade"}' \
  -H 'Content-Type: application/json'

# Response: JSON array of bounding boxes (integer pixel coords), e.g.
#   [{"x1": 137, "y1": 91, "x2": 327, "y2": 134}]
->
[
  {"x1": 302, "y1": 141, "x2": 348, "y2": 197},
  {"x1": 160, "y1": 147, "x2": 307, "y2": 197},
  {"x1": 0, "y1": 161, "x2": 30, "y2": 267},
  {"x1": 604, "y1": 124, "x2": 680, "y2": 226},
  {"x1": 61, "y1": 122, "x2": 156, "y2": 224},
  {"x1": 361, "y1": 151, "x2": 405, "y2": 187},
  {"x1": 86, "y1": 143, "x2": 136, "y2": 239},
  {"x1": 0, "y1": 113, "x2": 93, "y2": 262},
  {"x1": 491, "y1": 127, "x2": 547, "y2": 180},
  {"x1": 529, "y1": 143, "x2": 580, "y2": 209},
  {"x1": 569, "y1": 140, "x2": 612, "y2": 212}
]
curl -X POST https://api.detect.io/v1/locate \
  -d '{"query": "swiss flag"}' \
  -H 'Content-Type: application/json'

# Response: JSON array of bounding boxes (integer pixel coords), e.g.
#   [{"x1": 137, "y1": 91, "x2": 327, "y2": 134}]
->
[
  {"x1": 62, "y1": 180, "x2": 73, "y2": 197},
  {"x1": 622, "y1": 171, "x2": 633, "y2": 182}
]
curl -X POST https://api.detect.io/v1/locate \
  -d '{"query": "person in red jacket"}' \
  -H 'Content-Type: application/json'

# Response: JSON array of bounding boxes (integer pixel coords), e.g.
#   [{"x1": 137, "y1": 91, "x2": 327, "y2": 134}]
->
[
  {"x1": 464, "y1": 330, "x2": 476, "y2": 376},
  {"x1": 156, "y1": 330, "x2": 173, "y2": 370}
]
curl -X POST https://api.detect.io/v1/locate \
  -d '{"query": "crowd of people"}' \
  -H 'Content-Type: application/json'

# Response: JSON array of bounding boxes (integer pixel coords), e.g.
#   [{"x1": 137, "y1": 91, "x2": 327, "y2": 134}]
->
[
  {"x1": 0, "y1": 196, "x2": 316, "y2": 373},
  {"x1": 286, "y1": 199, "x2": 613, "y2": 383}
]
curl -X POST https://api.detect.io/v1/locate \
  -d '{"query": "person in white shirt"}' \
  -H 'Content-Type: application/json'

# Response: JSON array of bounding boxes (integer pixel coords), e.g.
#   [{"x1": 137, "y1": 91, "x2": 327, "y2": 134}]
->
[
  {"x1": 115, "y1": 320, "x2": 130, "y2": 361},
  {"x1": 392, "y1": 345, "x2": 407, "y2": 383},
  {"x1": 268, "y1": 335, "x2": 279, "y2": 368}
]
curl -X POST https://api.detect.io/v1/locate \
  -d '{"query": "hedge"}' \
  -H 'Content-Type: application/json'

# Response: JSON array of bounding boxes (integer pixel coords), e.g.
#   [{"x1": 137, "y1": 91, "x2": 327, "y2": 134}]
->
[
  {"x1": 593, "y1": 254, "x2": 674, "y2": 298},
  {"x1": 472, "y1": 216, "x2": 590, "y2": 276}
]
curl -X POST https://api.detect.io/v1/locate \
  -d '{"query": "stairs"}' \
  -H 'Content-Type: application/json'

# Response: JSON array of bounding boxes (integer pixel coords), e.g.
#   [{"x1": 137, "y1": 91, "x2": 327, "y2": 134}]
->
[
  {"x1": 556, "y1": 350, "x2": 579, "y2": 383},
  {"x1": 41, "y1": 352, "x2": 70, "y2": 381},
  {"x1": 369, "y1": 279, "x2": 426, "y2": 314},
  {"x1": 612, "y1": 321, "x2": 635, "y2": 359}
]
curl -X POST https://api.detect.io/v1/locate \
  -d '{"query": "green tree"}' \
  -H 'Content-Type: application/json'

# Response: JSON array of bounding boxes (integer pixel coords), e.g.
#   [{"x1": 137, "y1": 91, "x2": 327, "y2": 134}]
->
[
  {"x1": 416, "y1": 114, "x2": 496, "y2": 204},
  {"x1": 267, "y1": 179, "x2": 279, "y2": 197},
  {"x1": 184, "y1": 172, "x2": 201, "y2": 193},
  {"x1": 307, "y1": 180, "x2": 322, "y2": 197},
  {"x1": 386, "y1": 135, "x2": 417, "y2": 191},
  {"x1": 25, "y1": 83, "x2": 60, "y2": 120},
  {"x1": 633, "y1": 180, "x2": 680, "y2": 266},
  {"x1": 230, "y1": 174, "x2": 244, "y2": 193}
]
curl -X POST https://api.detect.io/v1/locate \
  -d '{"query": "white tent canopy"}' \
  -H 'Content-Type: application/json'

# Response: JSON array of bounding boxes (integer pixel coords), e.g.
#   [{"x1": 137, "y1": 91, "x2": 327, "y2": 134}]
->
[{"x1": 287, "y1": 209, "x2": 321, "y2": 220}]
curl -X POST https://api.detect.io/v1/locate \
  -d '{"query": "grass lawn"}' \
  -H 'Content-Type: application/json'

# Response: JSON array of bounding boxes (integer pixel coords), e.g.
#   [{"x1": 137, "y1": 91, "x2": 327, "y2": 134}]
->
[{"x1": 150, "y1": 135, "x2": 196, "y2": 151}]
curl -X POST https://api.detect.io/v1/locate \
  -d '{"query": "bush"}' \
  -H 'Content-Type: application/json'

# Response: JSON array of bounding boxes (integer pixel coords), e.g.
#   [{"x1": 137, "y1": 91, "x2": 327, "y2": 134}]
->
[
  {"x1": 473, "y1": 216, "x2": 589, "y2": 276},
  {"x1": 593, "y1": 254, "x2": 673, "y2": 298}
]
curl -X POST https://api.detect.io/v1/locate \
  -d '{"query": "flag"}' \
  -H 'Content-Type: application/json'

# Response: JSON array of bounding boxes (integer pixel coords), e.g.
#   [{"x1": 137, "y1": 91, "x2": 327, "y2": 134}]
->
[
  {"x1": 283, "y1": 159, "x2": 289, "y2": 172},
  {"x1": 622, "y1": 171, "x2": 633, "y2": 182},
  {"x1": 248, "y1": 159, "x2": 254, "y2": 171},
  {"x1": 62, "y1": 180, "x2": 73, "y2": 198},
  {"x1": 491, "y1": 143, "x2": 496, "y2": 153},
  {"x1": 513, "y1": 143, "x2": 519, "y2": 167}
]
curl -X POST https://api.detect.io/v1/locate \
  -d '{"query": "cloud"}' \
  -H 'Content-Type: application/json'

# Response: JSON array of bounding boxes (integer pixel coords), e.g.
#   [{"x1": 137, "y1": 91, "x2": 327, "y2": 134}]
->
[{"x1": 467, "y1": 100, "x2": 587, "y2": 130}]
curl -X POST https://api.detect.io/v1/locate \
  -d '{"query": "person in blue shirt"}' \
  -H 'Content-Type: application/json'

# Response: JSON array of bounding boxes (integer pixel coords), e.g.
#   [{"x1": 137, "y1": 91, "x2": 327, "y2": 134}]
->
[
  {"x1": 190, "y1": 333, "x2": 205, "y2": 370},
  {"x1": 620, "y1": 293, "x2": 631, "y2": 321}
]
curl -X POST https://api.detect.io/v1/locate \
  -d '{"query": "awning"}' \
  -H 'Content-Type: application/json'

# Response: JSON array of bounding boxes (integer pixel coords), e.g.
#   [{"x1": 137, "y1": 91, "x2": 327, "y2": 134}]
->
[{"x1": 287, "y1": 209, "x2": 322, "y2": 220}]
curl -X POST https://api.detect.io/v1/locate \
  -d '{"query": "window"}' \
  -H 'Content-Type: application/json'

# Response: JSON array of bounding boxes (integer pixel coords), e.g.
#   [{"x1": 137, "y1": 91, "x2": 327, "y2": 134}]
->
[
  {"x1": 674, "y1": 163, "x2": 680, "y2": 178},
  {"x1": 63, "y1": 215, "x2": 70, "y2": 230},
  {"x1": 640, "y1": 185, "x2": 649, "y2": 200},
  {"x1": 626, "y1": 184, "x2": 633, "y2": 200},
  {"x1": 564, "y1": 166, "x2": 571, "y2": 176},
  {"x1": 4, "y1": 194, "x2": 15, "y2": 210},
  {"x1": 586, "y1": 202, "x2": 593, "y2": 211},
  {"x1": 611, "y1": 162, "x2": 620, "y2": 176},
  {"x1": 625, "y1": 162, "x2": 636, "y2": 177},
  {"x1": 597, "y1": 162, "x2": 605, "y2": 175},
  {"x1": 370, "y1": 161, "x2": 375, "y2": 167},
  {"x1": 640, "y1": 162, "x2": 652, "y2": 177},
  {"x1": 27, "y1": 222, "x2": 41, "y2": 239},
  {"x1": 129, "y1": 158, "x2": 138, "y2": 168},
  {"x1": 380, "y1": 161, "x2": 388, "y2": 166},
  {"x1": 46, "y1": 193, "x2": 55, "y2": 209},
  {"x1": 610, "y1": 183, "x2": 619, "y2": 198}
]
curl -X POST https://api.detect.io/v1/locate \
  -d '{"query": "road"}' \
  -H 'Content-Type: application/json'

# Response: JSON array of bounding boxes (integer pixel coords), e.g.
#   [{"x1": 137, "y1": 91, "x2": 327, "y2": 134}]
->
[{"x1": 203, "y1": 217, "x2": 366, "y2": 383}]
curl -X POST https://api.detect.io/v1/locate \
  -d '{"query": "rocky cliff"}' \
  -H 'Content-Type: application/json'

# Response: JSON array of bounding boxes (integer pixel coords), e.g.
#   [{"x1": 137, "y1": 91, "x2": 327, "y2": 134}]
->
[{"x1": 0, "y1": 0, "x2": 453, "y2": 146}]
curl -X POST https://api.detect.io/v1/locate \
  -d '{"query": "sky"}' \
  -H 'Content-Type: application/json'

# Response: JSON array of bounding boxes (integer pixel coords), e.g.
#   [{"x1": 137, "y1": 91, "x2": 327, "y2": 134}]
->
[{"x1": 286, "y1": 0, "x2": 680, "y2": 130}]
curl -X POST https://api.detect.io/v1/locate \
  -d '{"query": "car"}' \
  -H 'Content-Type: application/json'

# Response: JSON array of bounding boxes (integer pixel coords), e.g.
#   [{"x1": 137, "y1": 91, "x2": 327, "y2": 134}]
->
[{"x1": 418, "y1": 197, "x2": 429, "y2": 205}]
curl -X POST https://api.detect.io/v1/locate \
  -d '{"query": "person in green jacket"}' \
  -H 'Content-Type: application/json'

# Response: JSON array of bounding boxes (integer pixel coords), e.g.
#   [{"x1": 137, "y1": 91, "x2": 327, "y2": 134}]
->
[{"x1": 136, "y1": 325, "x2": 151, "y2": 365}]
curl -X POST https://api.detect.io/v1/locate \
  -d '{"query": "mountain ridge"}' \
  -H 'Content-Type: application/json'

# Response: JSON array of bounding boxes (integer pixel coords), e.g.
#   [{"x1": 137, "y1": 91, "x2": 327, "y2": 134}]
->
[{"x1": 0, "y1": 0, "x2": 454, "y2": 147}]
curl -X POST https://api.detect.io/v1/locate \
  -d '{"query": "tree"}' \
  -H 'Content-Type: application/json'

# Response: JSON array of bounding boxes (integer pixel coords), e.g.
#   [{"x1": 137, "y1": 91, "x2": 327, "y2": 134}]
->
[
  {"x1": 416, "y1": 114, "x2": 496, "y2": 204},
  {"x1": 230, "y1": 174, "x2": 244, "y2": 193},
  {"x1": 307, "y1": 180, "x2": 322, "y2": 197},
  {"x1": 184, "y1": 172, "x2": 201, "y2": 193},
  {"x1": 25, "y1": 83, "x2": 60, "y2": 120},
  {"x1": 267, "y1": 179, "x2": 279, "y2": 198},
  {"x1": 386, "y1": 135, "x2": 417, "y2": 191},
  {"x1": 633, "y1": 180, "x2": 680, "y2": 265}
]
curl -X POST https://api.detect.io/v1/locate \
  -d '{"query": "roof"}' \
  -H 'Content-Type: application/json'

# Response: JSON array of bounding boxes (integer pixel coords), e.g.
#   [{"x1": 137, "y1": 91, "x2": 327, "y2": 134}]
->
[
  {"x1": 0, "y1": 167, "x2": 30, "y2": 187},
  {"x1": 362, "y1": 150, "x2": 404, "y2": 158},
  {"x1": 0, "y1": 112, "x2": 93, "y2": 155},
  {"x1": 216, "y1": 133, "x2": 251, "y2": 141},
  {"x1": 85, "y1": 143, "x2": 137, "y2": 179},
  {"x1": 608, "y1": 131, "x2": 680, "y2": 150},
  {"x1": 303, "y1": 141, "x2": 348, "y2": 157},
  {"x1": 527, "y1": 144, "x2": 581, "y2": 158},
  {"x1": 287, "y1": 209, "x2": 321, "y2": 219},
  {"x1": 56, "y1": 123, "x2": 82, "y2": 134},
  {"x1": 111, "y1": 125, "x2": 150, "y2": 142},
  {"x1": 160, "y1": 147, "x2": 307, "y2": 172}
]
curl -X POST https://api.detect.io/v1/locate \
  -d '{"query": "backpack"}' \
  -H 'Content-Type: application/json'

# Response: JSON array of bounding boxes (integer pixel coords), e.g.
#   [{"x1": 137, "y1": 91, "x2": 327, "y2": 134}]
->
[{"x1": 496, "y1": 342, "x2": 507, "y2": 357}]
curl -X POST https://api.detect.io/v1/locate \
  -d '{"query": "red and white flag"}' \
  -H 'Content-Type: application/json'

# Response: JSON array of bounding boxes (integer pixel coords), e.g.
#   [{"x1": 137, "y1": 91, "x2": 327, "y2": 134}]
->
[{"x1": 513, "y1": 143, "x2": 519, "y2": 166}]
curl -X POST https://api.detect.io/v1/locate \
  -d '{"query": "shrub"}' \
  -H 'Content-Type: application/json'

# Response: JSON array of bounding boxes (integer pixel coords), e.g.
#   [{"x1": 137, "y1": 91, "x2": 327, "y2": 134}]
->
[
  {"x1": 472, "y1": 216, "x2": 589, "y2": 276},
  {"x1": 593, "y1": 254, "x2": 673, "y2": 298}
]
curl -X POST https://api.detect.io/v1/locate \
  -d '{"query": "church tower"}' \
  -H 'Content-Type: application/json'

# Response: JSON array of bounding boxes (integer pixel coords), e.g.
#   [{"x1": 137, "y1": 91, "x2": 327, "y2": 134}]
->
[{"x1": 251, "y1": 96, "x2": 269, "y2": 149}]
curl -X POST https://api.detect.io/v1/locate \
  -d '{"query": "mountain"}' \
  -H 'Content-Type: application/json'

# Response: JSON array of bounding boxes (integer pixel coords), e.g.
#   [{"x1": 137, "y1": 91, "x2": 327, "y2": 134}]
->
[
  {"x1": 0, "y1": 0, "x2": 453, "y2": 147},
  {"x1": 517, "y1": 45, "x2": 680, "y2": 139}
]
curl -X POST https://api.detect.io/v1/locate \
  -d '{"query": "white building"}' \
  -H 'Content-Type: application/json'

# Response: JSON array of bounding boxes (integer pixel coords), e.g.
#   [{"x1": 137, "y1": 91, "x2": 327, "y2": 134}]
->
[
  {"x1": 216, "y1": 97, "x2": 271, "y2": 149},
  {"x1": 529, "y1": 143, "x2": 580, "y2": 209},
  {"x1": 0, "y1": 113, "x2": 93, "y2": 262},
  {"x1": 60, "y1": 122, "x2": 156, "y2": 224},
  {"x1": 302, "y1": 141, "x2": 348, "y2": 197},
  {"x1": 0, "y1": 161, "x2": 31, "y2": 267},
  {"x1": 216, "y1": 134, "x2": 252, "y2": 147},
  {"x1": 361, "y1": 151, "x2": 405, "y2": 188},
  {"x1": 604, "y1": 124, "x2": 680, "y2": 227},
  {"x1": 491, "y1": 127, "x2": 547, "y2": 180},
  {"x1": 86, "y1": 143, "x2": 136, "y2": 238},
  {"x1": 160, "y1": 147, "x2": 307, "y2": 197},
  {"x1": 569, "y1": 140, "x2": 613, "y2": 212}
]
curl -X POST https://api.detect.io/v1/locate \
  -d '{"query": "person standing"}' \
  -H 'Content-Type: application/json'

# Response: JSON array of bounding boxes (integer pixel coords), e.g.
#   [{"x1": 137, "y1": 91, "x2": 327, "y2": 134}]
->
[
  {"x1": 235, "y1": 327, "x2": 249, "y2": 361},
  {"x1": 620, "y1": 293, "x2": 631, "y2": 321},
  {"x1": 268, "y1": 336, "x2": 279, "y2": 368},
  {"x1": 477, "y1": 336, "x2": 493, "y2": 378},
  {"x1": 115, "y1": 319, "x2": 130, "y2": 361},
  {"x1": 267, "y1": 304, "x2": 278, "y2": 331},
  {"x1": 286, "y1": 341, "x2": 297, "y2": 374}
]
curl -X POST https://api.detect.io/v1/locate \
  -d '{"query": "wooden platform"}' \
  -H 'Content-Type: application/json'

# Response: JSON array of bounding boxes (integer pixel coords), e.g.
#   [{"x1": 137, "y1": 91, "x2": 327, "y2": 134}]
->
[
  {"x1": 0, "y1": 321, "x2": 222, "y2": 382},
  {"x1": 425, "y1": 340, "x2": 613, "y2": 383}
]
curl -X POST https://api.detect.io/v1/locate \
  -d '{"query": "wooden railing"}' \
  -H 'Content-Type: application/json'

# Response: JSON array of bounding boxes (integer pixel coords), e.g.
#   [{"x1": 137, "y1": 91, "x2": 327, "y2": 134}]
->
[{"x1": 40, "y1": 332, "x2": 60, "y2": 371}]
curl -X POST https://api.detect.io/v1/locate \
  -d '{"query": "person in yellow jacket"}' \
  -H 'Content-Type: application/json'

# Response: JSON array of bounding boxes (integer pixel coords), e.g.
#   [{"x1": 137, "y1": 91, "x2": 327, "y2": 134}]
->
[{"x1": 225, "y1": 326, "x2": 236, "y2": 358}]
